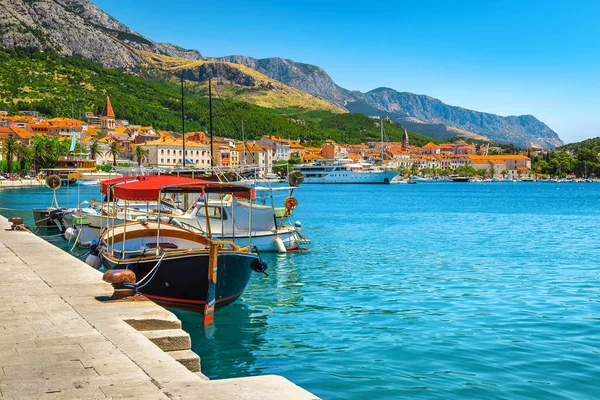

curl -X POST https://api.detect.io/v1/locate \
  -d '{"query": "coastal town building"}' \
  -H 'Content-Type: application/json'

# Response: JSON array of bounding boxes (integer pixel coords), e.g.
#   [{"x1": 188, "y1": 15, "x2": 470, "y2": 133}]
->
[
  {"x1": 468, "y1": 155, "x2": 531, "y2": 177},
  {"x1": 259, "y1": 136, "x2": 293, "y2": 161},
  {"x1": 46, "y1": 118, "x2": 84, "y2": 138},
  {"x1": 401, "y1": 129, "x2": 409, "y2": 151},
  {"x1": 142, "y1": 137, "x2": 211, "y2": 167},
  {"x1": 100, "y1": 96, "x2": 116, "y2": 137}
]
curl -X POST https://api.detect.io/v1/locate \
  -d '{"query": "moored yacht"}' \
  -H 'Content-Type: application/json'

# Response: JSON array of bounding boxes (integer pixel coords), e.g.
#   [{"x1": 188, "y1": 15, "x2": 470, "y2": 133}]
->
[{"x1": 294, "y1": 159, "x2": 398, "y2": 184}]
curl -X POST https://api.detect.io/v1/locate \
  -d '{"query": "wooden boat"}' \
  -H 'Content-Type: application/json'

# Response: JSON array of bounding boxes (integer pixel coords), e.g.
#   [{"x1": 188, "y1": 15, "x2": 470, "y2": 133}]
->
[{"x1": 93, "y1": 176, "x2": 268, "y2": 313}]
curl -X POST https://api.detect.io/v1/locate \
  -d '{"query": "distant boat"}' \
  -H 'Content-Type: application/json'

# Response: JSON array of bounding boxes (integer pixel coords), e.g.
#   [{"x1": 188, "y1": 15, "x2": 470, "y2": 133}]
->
[
  {"x1": 294, "y1": 159, "x2": 398, "y2": 184},
  {"x1": 450, "y1": 176, "x2": 472, "y2": 182}
]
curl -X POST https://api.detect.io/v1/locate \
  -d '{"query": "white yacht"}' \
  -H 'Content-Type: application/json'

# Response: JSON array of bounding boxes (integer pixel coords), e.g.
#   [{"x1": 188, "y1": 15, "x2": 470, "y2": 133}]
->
[{"x1": 294, "y1": 159, "x2": 398, "y2": 184}]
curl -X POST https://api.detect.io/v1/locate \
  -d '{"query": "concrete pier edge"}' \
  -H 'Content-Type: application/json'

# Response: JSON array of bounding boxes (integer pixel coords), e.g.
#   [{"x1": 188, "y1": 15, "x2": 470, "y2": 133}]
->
[{"x1": 0, "y1": 215, "x2": 319, "y2": 399}]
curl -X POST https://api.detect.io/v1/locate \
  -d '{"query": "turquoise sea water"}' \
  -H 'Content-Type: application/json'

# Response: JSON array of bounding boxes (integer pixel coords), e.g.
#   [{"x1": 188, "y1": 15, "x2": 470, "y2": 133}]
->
[{"x1": 2, "y1": 182, "x2": 600, "y2": 399}]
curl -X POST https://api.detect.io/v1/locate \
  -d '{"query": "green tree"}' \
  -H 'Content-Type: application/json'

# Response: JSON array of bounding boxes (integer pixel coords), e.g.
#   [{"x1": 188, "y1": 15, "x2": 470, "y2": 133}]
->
[
  {"x1": 456, "y1": 165, "x2": 477, "y2": 177},
  {"x1": 410, "y1": 163, "x2": 420, "y2": 176},
  {"x1": 30, "y1": 136, "x2": 53, "y2": 171},
  {"x1": 107, "y1": 141, "x2": 123, "y2": 166},
  {"x1": 133, "y1": 145, "x2": 149, "y2": 167},
  {"x1": 2, "y1": 138, "x2": 19, "y2": 174},
  {"x1": 575, "y1": 148, "x2": 599, "y2": 177},
  {"x1": 88, "y1": 139, "x2": 101, "y2": 162},
  {"x1": 14, "y1": 142, "x2": 32, "y2": 172}
]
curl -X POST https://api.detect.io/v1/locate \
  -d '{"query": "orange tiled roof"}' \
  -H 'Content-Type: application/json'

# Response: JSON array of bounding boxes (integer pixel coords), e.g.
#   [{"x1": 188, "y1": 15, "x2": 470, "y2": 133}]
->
[{"x1": 100, "y1": 96, "x2": 115, "y2": 118}]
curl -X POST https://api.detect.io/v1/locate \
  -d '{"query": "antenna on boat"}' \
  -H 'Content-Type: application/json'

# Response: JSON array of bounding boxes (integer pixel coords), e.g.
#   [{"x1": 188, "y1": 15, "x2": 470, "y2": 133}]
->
[
  {"x1": 209, "y1": 77, "x2": 214, "y2": 169},
  {"x1": 181, "y1": 72, "x2": 186, "y2": 169}
]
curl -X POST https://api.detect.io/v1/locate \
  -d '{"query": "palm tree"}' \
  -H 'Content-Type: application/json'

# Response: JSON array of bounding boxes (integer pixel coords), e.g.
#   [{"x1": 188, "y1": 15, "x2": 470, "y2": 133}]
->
[
  {"x1": 2, "y1": 138, "x2": 19, "y2": 174},
  {"x1": 107, "y1": 141, "x2": 123, "y2": 166},
  {"x1": 14, "y1": 143, "x2": 32, "y2": 172},
  {"x1": 88, "y1": 139, "x2": 100, "y2": 163},
  {"x1": 133, "y1": 145, "x2": 149, "y2": 167},
  {"x1": 31, "y1": 136, "x2": 52, "y2": 172}
]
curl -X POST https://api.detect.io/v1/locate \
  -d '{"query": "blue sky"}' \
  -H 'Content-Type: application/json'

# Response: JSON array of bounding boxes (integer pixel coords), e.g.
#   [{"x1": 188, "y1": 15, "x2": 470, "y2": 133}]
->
[{"x1": 94, "y1": 0, "x2": 600, "y2": 143}]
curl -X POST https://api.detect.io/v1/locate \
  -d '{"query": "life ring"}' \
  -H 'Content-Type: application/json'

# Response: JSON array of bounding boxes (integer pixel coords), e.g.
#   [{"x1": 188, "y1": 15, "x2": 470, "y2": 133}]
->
[{"x1": 284, "y1": 196, "x2": 298, "y2": 211}]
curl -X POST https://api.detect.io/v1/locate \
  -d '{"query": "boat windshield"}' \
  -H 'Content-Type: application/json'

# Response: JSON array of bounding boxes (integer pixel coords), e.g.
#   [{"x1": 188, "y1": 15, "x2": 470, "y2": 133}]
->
[{"x1": 194, "y1": 205, "x2": 225, "y2": 220}]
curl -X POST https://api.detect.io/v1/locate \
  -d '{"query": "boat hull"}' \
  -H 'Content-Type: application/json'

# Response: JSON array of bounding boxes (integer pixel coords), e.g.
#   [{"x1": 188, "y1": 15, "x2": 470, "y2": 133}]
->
[
  {"x1": 300, "y1": 171, "x2": 398, "y2": 184},
  {"x1": 211, "y1": 229, "x2": 302, "y2": 252},
  {"x1": 32, "y1": 208, "x2": 71, "y2": 231},
  {"x1": 102, "y1": 251, "x2": 257, "y2": 311}
]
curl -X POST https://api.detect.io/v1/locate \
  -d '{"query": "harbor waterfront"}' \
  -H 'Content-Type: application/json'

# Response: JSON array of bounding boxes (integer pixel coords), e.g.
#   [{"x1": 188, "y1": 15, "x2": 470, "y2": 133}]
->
[
  {"x1": 1, "y1": 182, "x2": 600, "y2": 399},
  {"x1": 0, "y1": 213, "x2": 317, "y2": 399}
]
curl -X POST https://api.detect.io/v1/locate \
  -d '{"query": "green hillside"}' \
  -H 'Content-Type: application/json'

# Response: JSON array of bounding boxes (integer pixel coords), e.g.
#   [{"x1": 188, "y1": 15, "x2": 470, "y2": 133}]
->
[
  {"x1": 0, "y1": 48, "x2": 431, "y2": 145},
  {"x1": 557, "y1": 137, "x2": 600, "y2": 154}
]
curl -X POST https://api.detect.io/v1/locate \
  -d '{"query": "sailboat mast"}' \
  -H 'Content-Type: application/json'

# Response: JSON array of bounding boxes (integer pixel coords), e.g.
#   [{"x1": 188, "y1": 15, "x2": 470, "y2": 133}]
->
[
  {"x1": 209, "y1": 78, "x2": 214, "y2": 168},
  {"x1": 241, "y1": 119, "x2": 246, "y2": 166},
  {"x1": 381, "y1": 116, "x2": 384, "y2": 164},
  {"x1": 181, "y1": 73, "x2": 186, "y2": 168}
]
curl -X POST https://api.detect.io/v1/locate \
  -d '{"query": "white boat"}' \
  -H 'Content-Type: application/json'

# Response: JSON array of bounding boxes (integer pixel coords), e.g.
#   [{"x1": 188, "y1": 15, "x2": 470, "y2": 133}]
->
[
  {"x1": 294, "y1": 159, "x2": 398, "y2": 184},
  {"x1": 173, "y1": 187, "x2": 310, "y2": 252},
  {"x1": 294, "y1": 118, "x2": 398, "y2": 184}
]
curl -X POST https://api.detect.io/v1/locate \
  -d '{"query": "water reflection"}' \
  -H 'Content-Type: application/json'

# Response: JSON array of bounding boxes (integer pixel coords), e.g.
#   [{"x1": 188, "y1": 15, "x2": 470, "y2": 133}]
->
[{"x1": 173, "y1": 303, "x2": 268, "y2": 379}]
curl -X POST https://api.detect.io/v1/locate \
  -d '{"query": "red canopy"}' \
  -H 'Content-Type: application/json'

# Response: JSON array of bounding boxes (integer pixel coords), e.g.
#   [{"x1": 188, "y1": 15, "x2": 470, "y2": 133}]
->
[
  {"x1": 111, "y1": 176, "x2": 206, "y2": 201},
  {"x1": 100, "y1": 176, "x2": 146, "y2": 195}
]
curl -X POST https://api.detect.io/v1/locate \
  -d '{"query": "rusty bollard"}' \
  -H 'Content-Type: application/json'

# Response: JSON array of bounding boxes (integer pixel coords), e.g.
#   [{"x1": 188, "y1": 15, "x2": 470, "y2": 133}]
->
[
  {"x1": 8, "y1": 217, "x2": 25, "y2": 231},
  {"x1": 103, "y1": 269, "x2": 137, "y2": 300}
]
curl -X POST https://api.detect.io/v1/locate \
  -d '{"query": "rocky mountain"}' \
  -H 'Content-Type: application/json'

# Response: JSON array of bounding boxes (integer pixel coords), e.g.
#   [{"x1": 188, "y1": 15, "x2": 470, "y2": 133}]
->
[
  {"x1": 355, "y1": 88, "x2": 562, "y2": 148},
  {"x1": 219, "y1": 56, "x2": 563, "y2": 148},
  {"x1": 0, "y1": 0, "x2": 563, "y2": 148},
  {"x1": 218, "y1": 55, "x2": 355, "y2": 106},
  {"x1": 0, "y1": 0, "x2": 344, "y2": 113},
  {"x1": 0, "y1": 0, "x2": 205, "y2": 69}
]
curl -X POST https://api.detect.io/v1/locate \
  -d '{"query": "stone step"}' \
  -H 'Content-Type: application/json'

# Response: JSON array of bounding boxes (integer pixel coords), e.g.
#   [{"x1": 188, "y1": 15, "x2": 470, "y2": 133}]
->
[
  {"x1": 124, "y1": 317, "x2": 181, "y2": 331},
  {"x1": 142, "y1": 329, "x2": 191, "y2": 352},
  {"x1": 168, "y1": 349, "x2": 200, "y2": 372}
]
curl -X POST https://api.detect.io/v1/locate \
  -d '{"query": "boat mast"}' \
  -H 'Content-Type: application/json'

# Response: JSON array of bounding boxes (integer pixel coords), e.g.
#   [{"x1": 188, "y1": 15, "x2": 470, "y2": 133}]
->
[
  {"x1": 209, "y1": 78, "x2": 214, "y2": 169},
  {"x1": 242, "y1": 119, "x2": 245, "y2": 166},
  {"x1": 71, "y1": 103, "x2": 74, "y2": 147},
  {"x1": 181, "y1": 72, "x2": 186, "y2": 169},
  {"x1": 380, "y1": 116, "x2": 384, "y2": 165}
]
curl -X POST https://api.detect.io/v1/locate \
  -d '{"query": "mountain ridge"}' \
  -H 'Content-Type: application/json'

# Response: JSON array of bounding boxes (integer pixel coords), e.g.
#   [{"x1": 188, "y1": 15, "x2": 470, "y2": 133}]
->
[{"x1": 218, "y1": 59, "x2": 563, "y2": 149}]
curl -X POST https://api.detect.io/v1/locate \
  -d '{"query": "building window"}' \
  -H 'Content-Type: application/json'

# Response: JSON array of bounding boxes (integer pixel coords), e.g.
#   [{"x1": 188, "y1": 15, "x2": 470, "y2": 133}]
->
[
  {"x1": 161, "y1": 149, "x2": 164, "y2": 155},
  {"x1": 167, "y1": 149, "x2": 170, "y2": 155},
  {"x1": 167, "y1": 159, "x2": 170, "y2": 163},
  {"x1": 179, "y1": 150, "x2": 182, "y2": 155},
  {"x1": 160, "y1": 158, "x2": 164, "y2": 163}
]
